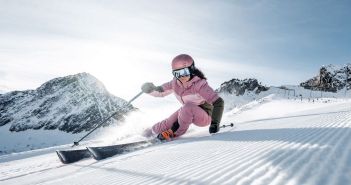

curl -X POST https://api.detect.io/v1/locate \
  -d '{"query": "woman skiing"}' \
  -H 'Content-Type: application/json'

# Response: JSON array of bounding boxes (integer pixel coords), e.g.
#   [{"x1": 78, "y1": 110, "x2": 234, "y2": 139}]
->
[{"x1": 141, "y1": 54, "x2": 224, "y2": 141}]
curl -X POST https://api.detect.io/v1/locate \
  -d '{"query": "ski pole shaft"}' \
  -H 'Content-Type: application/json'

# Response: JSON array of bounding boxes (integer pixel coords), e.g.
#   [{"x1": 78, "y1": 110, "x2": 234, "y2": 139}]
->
[{"x1": 72, "y1": 91, "x2": 144, "y2": 147}]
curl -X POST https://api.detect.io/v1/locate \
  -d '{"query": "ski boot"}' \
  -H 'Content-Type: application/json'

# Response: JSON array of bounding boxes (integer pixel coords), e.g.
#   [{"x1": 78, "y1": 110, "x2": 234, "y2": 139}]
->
[{"x1": 157, "y1": 129, "x2": 175, "y2": 141}]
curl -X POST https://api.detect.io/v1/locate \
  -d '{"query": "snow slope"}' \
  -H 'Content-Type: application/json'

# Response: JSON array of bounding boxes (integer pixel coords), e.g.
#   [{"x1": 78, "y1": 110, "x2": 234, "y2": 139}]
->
[{"x1": 1, "y1": 97, "x2": 351, "y2": 185}]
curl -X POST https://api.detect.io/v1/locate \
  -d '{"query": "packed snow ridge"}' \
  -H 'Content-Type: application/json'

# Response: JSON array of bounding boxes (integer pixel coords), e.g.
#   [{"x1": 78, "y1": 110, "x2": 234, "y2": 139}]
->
[{"x1": 1, "y1": 95, "x2": 350, "y2": 185}]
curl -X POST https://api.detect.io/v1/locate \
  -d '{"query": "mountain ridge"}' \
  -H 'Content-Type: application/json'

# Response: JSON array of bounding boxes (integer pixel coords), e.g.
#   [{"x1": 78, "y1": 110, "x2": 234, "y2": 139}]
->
[
  {"x1": 0, "y1": 72, "x2": 134, "y2": 133},
  {"x1": 300, "y1": 63, "x2": 351, "y2": 92}
]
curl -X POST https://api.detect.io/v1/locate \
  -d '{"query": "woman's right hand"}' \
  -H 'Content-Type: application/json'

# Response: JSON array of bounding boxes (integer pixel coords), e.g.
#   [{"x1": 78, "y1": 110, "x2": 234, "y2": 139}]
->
[{"x1": 141, "y1": 82, "x2": 156, "y2": 93}]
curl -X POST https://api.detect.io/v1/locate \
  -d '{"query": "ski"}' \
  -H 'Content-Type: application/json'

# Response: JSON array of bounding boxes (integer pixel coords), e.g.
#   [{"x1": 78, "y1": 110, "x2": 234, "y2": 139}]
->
[
  {"x1": 87, "y1": 139, "x2": 159, "y2": 160},
  {"x1": 56, "y1": 123, "x2": 234, "y2": 164},
  {"x1": 86, "y1": 123, "x2": 234, "y2": 161},
  {"x1": 56, "y1": 139, "x2": 159, "y2": 164},
  {"x1": 56, "y1": 148, "x2": 91, "y2": 164}
]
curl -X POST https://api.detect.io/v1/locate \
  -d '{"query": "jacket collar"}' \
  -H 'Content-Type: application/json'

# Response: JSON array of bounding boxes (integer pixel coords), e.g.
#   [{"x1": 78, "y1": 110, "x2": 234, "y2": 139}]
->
[{"x1": 175, "y1": 76, "x2": 201, "y2": 88}]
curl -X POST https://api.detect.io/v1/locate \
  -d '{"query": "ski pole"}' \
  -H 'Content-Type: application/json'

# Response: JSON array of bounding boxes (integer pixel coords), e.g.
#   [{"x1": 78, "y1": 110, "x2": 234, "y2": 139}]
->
[
  {"x1": 219, "y1": 123, "x2": 234, "y2": 128},
  {"x1": 72, "y1": 91, "x2": 144, "y2": 147}
]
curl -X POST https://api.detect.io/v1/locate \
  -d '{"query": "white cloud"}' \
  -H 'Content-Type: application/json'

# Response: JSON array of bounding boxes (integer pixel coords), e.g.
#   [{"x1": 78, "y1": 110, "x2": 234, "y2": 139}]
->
[{"x1": 0, "y1": 0, "x2": 349, "y2": 99}]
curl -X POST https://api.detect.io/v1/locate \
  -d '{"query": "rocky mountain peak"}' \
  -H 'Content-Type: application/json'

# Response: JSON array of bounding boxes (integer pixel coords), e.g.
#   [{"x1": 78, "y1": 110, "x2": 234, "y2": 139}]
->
[
  {"x1": 36, "y1": 72, "x2": 105, "y2": 97},
  {"x1": 216, "y1": 78, "x2": 269, "y2": 96},
  {"x1": 300, "y1": 63, "x2": 351, "y2": 92},
  {"x1": 0, "y1": 73, "x2": 134, "y2": 133}
]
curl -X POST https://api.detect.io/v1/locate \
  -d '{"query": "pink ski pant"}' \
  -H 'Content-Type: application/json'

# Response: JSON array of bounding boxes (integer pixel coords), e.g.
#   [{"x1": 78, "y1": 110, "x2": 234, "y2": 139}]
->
[{"x1": 152, "y1": 103, "x2": 211, "y2": 136}]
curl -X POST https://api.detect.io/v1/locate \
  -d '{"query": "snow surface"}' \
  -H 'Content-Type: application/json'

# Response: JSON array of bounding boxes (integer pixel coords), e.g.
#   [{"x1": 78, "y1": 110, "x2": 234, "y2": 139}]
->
[{"x1": 1, "y1": 95, "x2": 351, "y2": 185}]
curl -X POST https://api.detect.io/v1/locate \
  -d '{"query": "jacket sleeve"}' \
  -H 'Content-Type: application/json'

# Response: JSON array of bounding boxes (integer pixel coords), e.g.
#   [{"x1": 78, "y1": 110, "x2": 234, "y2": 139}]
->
[
  {"x1": 196, "y1": 80, "x2": 219, "y2": 103},
  {"x1": 149, "y1": 80, "x2": 173, "y2": 97}
]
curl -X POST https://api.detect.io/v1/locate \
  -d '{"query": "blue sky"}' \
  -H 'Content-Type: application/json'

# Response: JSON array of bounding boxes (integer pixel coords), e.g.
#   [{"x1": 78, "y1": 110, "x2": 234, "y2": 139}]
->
[{"x1": 0, "y1": 0, "x2": 350, "y2": 99}]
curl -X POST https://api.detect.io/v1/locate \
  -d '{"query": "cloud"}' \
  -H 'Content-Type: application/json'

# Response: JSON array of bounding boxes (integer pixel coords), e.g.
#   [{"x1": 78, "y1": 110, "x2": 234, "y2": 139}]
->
[
  {"x1": 0, "y1": 70, "x2": 6, "y2": 78},
  {"x1": 0, "y1": 0, "x2": 350, "y2": 97}
]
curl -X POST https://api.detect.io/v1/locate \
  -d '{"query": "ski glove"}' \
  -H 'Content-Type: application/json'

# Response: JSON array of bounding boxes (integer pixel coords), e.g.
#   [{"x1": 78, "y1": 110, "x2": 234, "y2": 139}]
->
[
  {"x1": 141, "y1": 82, "x2": 156, "y2": 93},
  {"x1": 209, "y1": 122, "x2": 220, "y2": 134}
]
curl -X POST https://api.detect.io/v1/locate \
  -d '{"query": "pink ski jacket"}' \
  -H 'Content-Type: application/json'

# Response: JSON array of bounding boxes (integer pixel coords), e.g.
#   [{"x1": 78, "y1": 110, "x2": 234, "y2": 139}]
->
[{"x1": 149, "y1": 76, "x2": 219, "y2": 105}]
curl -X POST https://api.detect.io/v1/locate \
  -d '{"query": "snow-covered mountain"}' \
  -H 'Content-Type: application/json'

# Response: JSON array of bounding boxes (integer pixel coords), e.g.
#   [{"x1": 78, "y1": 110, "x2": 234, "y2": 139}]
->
[
  {"x1": 300, "y1": 63, "x2": 351, "y2": 92},
  {"x1": 216, "y1": 78, "x2": 269, "y2": 96},
  {"x1": 0, "y1": 73, "x2": 134, "y2": 134},
  {"x1": 217, "y1": 64, "x2": 351, "y2": 111}
]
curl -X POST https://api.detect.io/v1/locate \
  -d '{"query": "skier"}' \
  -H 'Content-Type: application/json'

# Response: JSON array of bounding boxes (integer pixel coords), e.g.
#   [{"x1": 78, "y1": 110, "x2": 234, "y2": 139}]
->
[{"x1": 141, "y1": 54, "x2": 224, "y2": 141}]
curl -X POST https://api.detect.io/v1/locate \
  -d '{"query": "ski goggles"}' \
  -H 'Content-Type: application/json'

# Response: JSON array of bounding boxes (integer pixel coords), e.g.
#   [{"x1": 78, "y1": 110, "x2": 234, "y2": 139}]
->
[{"x1": 172, "y1": 67, "x2": 191, "y2": 79}]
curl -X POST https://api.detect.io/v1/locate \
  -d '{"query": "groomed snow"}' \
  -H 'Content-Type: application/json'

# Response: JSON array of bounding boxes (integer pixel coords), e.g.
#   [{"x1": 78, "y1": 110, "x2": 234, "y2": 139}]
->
[{"x1": 1, "y1": 97, "x2": 351, "y2": 185}]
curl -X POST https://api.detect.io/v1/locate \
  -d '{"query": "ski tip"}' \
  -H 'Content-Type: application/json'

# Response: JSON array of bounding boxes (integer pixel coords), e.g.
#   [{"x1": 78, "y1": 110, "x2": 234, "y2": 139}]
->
[
  {"x1": 56, "y1": 150, "x2": 68, "y2": 164},
  {"x1": 56, "y1": 149, "x2": 91, "y2": 164}
]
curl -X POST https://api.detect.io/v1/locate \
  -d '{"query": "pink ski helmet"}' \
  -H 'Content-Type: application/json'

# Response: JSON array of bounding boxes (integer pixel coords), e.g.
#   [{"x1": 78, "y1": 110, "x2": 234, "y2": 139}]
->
[{"x1": 171, "y1": 54, "x2": 195, "y2": 70}]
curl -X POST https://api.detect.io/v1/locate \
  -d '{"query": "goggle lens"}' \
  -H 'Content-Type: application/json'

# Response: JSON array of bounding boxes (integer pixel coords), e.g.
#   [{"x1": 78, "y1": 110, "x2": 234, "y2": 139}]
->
[{"x1": 172, "y1": 67, "x2": 191, "y2": 79}]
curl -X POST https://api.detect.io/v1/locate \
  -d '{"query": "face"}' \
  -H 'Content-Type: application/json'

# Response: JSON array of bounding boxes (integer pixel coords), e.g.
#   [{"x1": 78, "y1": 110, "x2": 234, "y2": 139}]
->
[{"x1": 178, "y1": 75, "x2": 191, "y2": 84}]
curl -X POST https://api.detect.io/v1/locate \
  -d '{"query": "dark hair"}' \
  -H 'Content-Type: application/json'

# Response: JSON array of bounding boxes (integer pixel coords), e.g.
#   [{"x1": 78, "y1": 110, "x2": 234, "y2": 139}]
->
[{"x1": 193, "y1": 68, "x2": 207, "y2": 80}]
